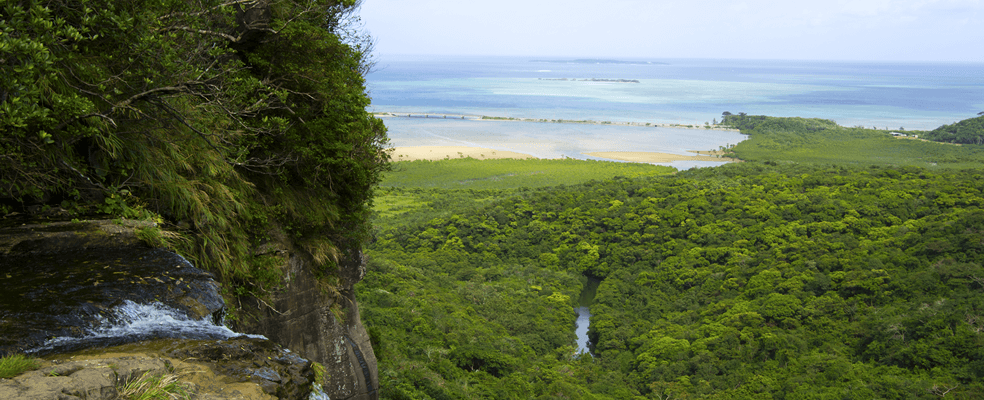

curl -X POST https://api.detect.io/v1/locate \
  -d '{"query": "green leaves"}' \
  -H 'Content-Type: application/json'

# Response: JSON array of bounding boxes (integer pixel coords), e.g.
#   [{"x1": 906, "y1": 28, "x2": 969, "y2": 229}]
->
[
  {"x1": 1, "y1": 0, "x2": 388, "y2": 322},
  {"x1": 365, "y1": 160, "x2": 984, "y2": 398},
  {"x1": 924, "y1": 115, "x2": 984, "y2": 145}
]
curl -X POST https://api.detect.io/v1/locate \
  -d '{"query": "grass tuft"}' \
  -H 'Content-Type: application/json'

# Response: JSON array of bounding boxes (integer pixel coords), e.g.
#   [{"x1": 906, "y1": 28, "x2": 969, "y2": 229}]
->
[
  {"x1": 118, "y1": 371, "x2": 191, "y2": 400},
  {"x1": 0, "y1": 354, "x2": 40, "y2": 378},
  {"x1": 312, "y1": 361, "x2": 327, "y2": 383}
]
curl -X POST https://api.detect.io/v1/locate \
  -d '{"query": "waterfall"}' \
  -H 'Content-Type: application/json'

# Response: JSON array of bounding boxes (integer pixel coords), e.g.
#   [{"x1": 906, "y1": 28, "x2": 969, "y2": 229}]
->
[{"x1": 28, "y1": 300, "x2": 265, "y2": 355}]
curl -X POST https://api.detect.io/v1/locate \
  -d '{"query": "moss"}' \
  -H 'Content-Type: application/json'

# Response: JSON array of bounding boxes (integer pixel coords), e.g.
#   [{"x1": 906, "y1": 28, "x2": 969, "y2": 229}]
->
[{"x1": 311, "y1": 361, "x2": 327, "y2": 383}]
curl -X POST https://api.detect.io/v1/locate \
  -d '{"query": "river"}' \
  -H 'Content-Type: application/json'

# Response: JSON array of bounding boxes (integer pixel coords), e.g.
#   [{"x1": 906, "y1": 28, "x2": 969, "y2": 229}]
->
[{"x1": 575, "y1": 277, "x2": 601, "y2": 356}]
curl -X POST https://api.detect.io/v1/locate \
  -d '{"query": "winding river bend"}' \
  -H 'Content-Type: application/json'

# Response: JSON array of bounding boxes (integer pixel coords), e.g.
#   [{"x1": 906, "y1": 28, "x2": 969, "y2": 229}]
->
[{"x1": 575, "y1": 278, "x2": 601, "y2": 356}]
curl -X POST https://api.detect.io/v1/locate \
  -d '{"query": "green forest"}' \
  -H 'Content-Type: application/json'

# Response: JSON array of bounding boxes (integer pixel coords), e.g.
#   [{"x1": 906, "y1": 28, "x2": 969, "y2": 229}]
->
[
  {"x1": 720, "y1": 113, "x2": 984, "y2": 168},
  {"x1": 361, "y1": 115, "x2": 984, "y2": 399},
  {"x1": 922, "y1": 115, "x2": 984, "y2": 145}
]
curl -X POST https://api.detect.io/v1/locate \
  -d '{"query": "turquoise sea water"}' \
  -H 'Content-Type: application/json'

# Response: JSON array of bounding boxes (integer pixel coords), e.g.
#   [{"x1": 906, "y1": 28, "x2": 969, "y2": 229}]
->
[
  {"x1": 380, "y1": 117, "x2": 746, "y2": 169},
  {"x1": 367, "y1": 55, "x2": 984, "y2": 167}
]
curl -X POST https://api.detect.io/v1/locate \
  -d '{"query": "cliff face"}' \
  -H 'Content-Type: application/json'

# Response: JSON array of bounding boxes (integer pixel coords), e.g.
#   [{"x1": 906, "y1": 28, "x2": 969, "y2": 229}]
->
[{"x1": 233, "y1": 239, "x2": 379, "y2": 400}]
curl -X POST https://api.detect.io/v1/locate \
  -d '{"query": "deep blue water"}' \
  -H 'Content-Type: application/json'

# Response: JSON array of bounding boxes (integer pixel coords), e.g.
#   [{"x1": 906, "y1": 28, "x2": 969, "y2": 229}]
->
[{"x1": 368, "y1": 55, "x2": 984, "y2": 130}]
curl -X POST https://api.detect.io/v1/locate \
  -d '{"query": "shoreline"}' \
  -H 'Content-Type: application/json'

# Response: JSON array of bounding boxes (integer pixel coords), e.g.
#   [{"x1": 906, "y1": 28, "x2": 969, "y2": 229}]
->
[
  {"x1": 388, "y1": 146, "x2": 739, "y2": 164},
  {"x1": 586, "y1": 151, "x2": 738, "y2": 164},
  {"x1": 373, "y1": 112, "x2": 741, "y2": 132},
  {"x1": 387, "y1": 146, "x2": 538, "y2": 161}
]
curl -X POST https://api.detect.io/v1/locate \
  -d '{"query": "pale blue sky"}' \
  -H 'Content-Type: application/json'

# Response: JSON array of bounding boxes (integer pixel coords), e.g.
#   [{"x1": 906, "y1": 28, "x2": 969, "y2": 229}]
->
[{"x1": 360, "y1": 0, "x2": 983, "y2": 62}]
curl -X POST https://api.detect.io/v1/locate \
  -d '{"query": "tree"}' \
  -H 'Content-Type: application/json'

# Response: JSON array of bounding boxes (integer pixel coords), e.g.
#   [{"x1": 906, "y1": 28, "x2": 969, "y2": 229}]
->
[{"x1": 1, "y1": 0, "x2": 389, "y2": 286}]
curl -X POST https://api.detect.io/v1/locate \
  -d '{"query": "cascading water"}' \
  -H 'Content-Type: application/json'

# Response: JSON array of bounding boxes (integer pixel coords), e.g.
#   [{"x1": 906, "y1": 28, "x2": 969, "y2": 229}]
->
[
  {"x1": 29, "y1": 300, "x2": 266, "y2": 355},
  {"x1": 0, "y1": 220, "x2": 245, "y2": 356}
]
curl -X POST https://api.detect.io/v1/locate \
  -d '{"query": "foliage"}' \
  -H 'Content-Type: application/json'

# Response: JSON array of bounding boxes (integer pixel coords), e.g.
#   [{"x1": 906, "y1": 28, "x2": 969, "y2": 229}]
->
[
  {"x1": 721, "y1": 114, "x2": 984, "y2": 168},
  {"x1": 0, "y1": 0, "x2": 388, "y2": 303},
  {"x1": 312, "y1": 361, "x2": 327, "y2": 383},
  {"x1": 923, "y1": 115, "x2": 984, "y2": 145},
  {"x1": 0, "y1": 353, "x2": 39, "y2": 378},
  {"x1": 117, "y1": 371, "x2": 191, "y2": 400},
  {"x1": 363, "y1": 159, "x2": 984, "y2": 398}
]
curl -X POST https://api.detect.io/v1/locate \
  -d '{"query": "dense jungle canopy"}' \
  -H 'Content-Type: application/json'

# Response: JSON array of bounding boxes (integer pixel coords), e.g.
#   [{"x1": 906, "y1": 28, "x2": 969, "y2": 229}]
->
[{"x1": 362, "y1": 116, "x2": 984, "y2": 399}]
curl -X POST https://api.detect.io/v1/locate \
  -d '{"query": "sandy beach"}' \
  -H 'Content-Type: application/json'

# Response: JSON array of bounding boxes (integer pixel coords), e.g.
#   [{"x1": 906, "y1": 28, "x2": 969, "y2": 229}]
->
[
  {"x1": 388, "y1": 146, "x2": 538, "y2": 161},
  {"x1": 388, "y1": 146, "x2": 739, "y2": 164},
  {"x1": 585, "y1": 151, "x2": 737, "y2": 163}
]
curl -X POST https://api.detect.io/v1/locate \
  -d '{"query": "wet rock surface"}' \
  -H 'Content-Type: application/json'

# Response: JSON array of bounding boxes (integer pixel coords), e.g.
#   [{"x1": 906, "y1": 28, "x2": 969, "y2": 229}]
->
[
  {"x1": 0, "y1": 220, "x2": 225, "y2": 356},
  {"x1": 235, "y1": 244, "x2": 379, "y2": 400},
  {"x1": 0, "y1": 338, "x2": 312, "y2": 400}
]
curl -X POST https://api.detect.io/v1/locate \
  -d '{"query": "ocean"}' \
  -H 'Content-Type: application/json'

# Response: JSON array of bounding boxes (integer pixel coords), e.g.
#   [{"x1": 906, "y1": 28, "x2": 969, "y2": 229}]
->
[{"x1": 366, "y1": 55, "x2": 984, "y2": 167}]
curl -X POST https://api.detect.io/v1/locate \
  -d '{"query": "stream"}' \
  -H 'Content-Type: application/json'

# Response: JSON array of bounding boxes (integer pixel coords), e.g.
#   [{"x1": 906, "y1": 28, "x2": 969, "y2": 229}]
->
[
  {"x1": 29, "y1": 300, "x2": 265, "y2": 356},
  {"x1": 575, "y1": 277, "x2": 601, "y2": 356},
  {"x1": 0, "y1": 221, "x2": 260, "y2": 356}
]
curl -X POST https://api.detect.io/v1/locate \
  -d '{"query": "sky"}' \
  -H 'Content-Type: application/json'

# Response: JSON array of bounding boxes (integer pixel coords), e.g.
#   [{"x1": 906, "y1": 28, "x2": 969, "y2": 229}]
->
[{"x1": 359, "y1": 0, "x2": 984, "y2": 62}]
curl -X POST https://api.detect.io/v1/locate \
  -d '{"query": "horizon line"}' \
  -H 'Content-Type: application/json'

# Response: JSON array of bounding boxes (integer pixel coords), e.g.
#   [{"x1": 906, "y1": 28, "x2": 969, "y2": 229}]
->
[{"x1": 370, "y1": 53, "x2": 984, "y2": 65}]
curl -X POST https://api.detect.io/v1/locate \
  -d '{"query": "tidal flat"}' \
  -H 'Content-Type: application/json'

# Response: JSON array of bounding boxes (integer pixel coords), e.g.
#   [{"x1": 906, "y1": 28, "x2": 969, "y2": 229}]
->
[{"x1": 381, "y1": 115, "x2": 748, "y2": 168}]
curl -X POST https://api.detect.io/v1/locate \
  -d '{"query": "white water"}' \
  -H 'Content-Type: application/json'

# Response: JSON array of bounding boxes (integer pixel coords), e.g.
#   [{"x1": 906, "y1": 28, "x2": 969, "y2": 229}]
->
[
  {"x1": 308, "y1": 384, "x2": 331, "y2": 400},
  {"x1": 30, "y1": 300, "x2": 265, "y2": 353}
]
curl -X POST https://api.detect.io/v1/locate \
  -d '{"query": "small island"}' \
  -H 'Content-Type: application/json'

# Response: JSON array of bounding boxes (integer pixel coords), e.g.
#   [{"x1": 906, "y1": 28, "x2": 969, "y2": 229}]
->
[
  {"x1": 538, "y1": 78, "x2": 640, "y2": 83},
  {"x1": 531, "y1": 59, "x2": 668, "y2": 65}
]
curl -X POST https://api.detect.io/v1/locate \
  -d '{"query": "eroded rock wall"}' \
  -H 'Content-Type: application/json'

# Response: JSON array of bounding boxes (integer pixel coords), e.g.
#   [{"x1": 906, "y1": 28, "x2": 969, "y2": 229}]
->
[{"x1": 233, "y1": 242, "x2": 379, "y2": 400}]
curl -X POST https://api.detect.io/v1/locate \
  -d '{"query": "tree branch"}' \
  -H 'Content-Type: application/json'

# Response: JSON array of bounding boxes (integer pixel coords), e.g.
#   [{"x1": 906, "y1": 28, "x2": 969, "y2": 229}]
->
[{"x1": 157, "y1": 26, "x2": 242, "y2": 43}]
